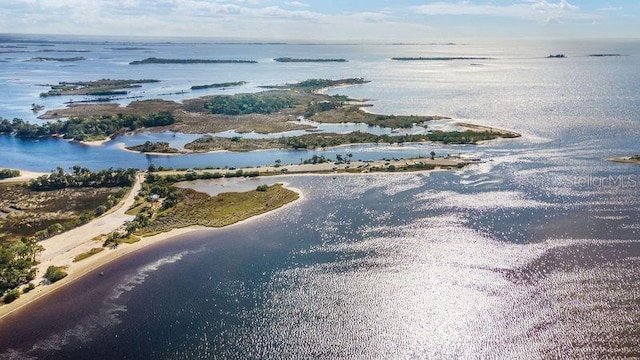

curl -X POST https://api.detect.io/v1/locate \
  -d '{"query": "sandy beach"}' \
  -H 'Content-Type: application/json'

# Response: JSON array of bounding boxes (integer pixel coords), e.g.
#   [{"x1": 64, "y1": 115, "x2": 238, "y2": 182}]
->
[
  {"x1": 0, "y1": 169, "x2": 47, "y2": 183},
  {"x1": 608, "y1": 157, "x2": 640, "y2": 164}
]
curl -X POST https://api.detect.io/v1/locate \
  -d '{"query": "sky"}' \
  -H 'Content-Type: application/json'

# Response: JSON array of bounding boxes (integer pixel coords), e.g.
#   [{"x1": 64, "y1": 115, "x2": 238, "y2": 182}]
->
[{"x1": 0, "y1": 0, "x2": 638, "y2": 41}]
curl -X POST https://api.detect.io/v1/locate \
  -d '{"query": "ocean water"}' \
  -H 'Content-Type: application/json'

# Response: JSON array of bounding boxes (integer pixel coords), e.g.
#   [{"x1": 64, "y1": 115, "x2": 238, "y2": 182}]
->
[{"x1": 0, "y1": 35, "x2": 639, "y2": 358}]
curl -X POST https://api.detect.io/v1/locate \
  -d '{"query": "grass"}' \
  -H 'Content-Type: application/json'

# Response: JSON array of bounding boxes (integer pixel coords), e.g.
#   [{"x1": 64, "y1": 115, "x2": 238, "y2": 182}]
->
[
  {"x1": 0, "y1": 184, "x2": 123, "y2": 242},
  {"x1": 73, "y1": 247, "x2": 104, "y2": 262},
  {"x1": 44, "y1": 265, "x2": 68, "y2": 283},
  {"x1": 137, "y1": 184, "x2": 299, "y2": 235}
]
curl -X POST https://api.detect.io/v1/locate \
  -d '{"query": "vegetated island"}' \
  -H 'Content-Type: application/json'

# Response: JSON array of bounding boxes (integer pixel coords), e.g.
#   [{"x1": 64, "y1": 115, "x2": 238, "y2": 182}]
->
[
  {"x1": 125, "y1": 141, "x2": 180, "y2": 154},
  {"x1": 28, "y1": 56, "x2": 86, "y2": 62},
  {"x1": 547, "y1": 54, "x2": 566, "y2": 58},
  {"x1": 40, "y1": 79, "x2": 160, "y2": 97},
  {"x1": 130, "y1": 57, "x2": 258, "y2": 65},
  {"x1": 588, "y1": 54, "x2": 621, "y2": 57},
  {"x1": 191, "y1": 81, "x2": 247, "y2": 90},
  {"x1": 608, "y1": 155, "x2": 640, "y2": 164},
  {"x1": 392, "y1": 57, "x2": 494, "y2": 61},
  {"x1": 274, "y1": 57, "x2": 347, "y2": 63},
  {"x1": 4, "y1": 77, "x2": 519, "y2": 151}
]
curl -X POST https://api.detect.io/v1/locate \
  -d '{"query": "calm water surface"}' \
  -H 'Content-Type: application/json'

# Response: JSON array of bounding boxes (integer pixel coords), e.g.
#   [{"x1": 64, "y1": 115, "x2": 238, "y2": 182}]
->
[{"x1": 0, "y1": 35, "x2": 639, "y2": 358}]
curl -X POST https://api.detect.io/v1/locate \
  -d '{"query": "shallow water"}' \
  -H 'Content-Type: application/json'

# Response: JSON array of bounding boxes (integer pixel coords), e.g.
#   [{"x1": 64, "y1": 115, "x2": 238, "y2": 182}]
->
[{"x1": 0, "y1": 35, "x2": 639, "y2": 358}]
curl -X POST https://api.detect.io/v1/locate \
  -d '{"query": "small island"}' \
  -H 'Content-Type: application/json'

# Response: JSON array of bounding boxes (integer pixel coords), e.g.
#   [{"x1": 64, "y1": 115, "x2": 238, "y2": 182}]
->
[
  {"x1": 125, "y1": 141, "x2": 180, "y2": 154},
  {"x1": 29, "y1": 56, "x2": 86, "y2": 62},
  {"x1": 40, "y1": 79, "x2": 160, "y2": 97},
  {"x1": 274, "y1": 57, "x2": 348, "y2": 63},
  {"x1": 547, "y1": 54, "x2": 566, "y2": 58},
  {"x1": 191, "y1": 81, "x2": 247, "y2": 90},
  {"x1": 129, "y1": 57, "x2": 258, "y2": 65},
  {"x1": 589, "y1": 54, "x2": 621, "y2": 57},
  {"x1": 608, "y1": 155, "x2": 640, "y2": 164}
]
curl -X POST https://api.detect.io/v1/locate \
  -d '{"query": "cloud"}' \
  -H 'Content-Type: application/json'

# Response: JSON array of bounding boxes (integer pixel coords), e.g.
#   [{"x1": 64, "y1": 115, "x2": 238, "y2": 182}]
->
[
  {"x1": 410, "y1": 0, "x2": 588, "y2": 21},
  {"x1": 285, "y1": 1, "x2": 308, "y2": 7}
]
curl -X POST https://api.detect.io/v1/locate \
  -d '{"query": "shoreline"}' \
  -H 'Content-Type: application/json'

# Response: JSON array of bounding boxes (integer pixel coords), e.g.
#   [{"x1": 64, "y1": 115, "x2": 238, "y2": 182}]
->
[
  {"x1": 0, "y1": 180, "x2": 304, "y2": 321},
  {"x1": 0, "y1": 169, "x2": 47, "y2": 183},
  {"x1": 607, "y1": 157, "x2": 640, "y2": 164},
  {"x1": 0, "y1": 158, "x2": 459, "y2": 320},
  {"x1": 116, "y1": 142, "x2": 186, "y2": 156}
]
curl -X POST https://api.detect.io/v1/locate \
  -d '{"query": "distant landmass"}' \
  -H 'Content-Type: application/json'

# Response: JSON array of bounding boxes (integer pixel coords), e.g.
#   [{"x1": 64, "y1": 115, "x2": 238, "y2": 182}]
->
[
  {"x1": 547, "y1": 54, "x2": 566, "y2": 58},
  {"x1": 589, "y1": 54, "x2": 621, "y2": 57},
  {"x1": 191, "y1": 81, "x2": 247, "y2": 90},
  {"x1": 130, "y1": 57, "x2": 258, "y2": 65}
]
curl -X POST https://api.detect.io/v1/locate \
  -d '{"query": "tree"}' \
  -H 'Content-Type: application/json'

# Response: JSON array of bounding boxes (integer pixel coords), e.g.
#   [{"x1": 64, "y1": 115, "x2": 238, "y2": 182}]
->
[{"x1": 430, "y1": 151, "x2": 436, "y2": 160}]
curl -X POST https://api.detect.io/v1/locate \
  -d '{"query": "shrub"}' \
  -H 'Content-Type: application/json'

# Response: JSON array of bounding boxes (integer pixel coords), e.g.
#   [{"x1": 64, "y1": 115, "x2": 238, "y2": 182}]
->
[
  {"x1": 44, "y1": 265, "x2": 68, "y2": 283},
  {"x1": 0, "y1": 169, "x2": 20, "y2": 179},
  {"x1": 23, "y1": 282, "x2": 35, "y2": 293},
  {"x1": 95, "y1": 205, "x2": 107, "y2": 216},
  {"x1": 256, "y1": 184, "x2": 269, "y2": 192},
  {"x1": 3, "y1": 289, "x2": 20, "y2": 304}
]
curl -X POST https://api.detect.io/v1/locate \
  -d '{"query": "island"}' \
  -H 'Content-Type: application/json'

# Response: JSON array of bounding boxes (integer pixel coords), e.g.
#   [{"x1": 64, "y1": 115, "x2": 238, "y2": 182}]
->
[
  {"x1": 589, "y1": 54, "x2": 621, "y2": 57},
  {"x1": 547, "y1": 54, "x2": 566, "y2": 58},
  {"x1": 40, "y1": 79, "x2": 160, "y2": 97},
  {"x1": 129, "y1": 57, "x2": 258, "y2": 65},
  {"x1": 125, "y1": 141, "x2": 180, "y2": 154},
  {"x1": 191, "y1": 81, "x2": 247, "y2": 90},
  {"x1": 608, "y1": 155, "x2": 640, "y2": 164},
  {"x1": 3, "y1": 77, "x2": 519, "y2": 148},
  {"x1": 274, "y1": 57, "x2": 348, "y2": 62},
  {"x1": 28, "y1": 56, "x2": 86, "y2": 62}
]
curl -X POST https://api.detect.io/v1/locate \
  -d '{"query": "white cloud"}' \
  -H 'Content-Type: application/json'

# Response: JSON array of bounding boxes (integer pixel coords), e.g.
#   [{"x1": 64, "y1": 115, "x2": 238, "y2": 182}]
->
[
  {"x1": 285, "y1": 1, "x2": 308, "y2": 7},
  {"x1": 411, "y1": 0, "x2": 589, "y2": 22}
]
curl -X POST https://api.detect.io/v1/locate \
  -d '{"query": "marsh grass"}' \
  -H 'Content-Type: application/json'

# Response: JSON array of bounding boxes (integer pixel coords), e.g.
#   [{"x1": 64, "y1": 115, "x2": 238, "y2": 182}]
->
[{"x1": 138, "y1": 184, "x2": 298, "y2": 235}]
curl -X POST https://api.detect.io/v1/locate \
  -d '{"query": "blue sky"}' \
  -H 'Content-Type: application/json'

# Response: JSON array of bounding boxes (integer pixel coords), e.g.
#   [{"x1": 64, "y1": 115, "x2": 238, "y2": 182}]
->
[{"x1": 1, "y1": 0, "x2": 638, "y2": 41}]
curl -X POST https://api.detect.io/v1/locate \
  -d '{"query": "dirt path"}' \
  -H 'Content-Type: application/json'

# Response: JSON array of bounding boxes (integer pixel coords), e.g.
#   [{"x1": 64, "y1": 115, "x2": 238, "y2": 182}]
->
[{"x1": 34, "y1": 173, "x2": 144, "y2": 279}]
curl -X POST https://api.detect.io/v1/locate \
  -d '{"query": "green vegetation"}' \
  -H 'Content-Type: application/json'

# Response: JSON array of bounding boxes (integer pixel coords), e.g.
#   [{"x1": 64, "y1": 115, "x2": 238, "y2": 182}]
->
[
  {"x1": 0, "y1": 111, "x2": 175, "y2": 141},
  {"x1": 3, "y1": 289, "x2": 20, "y2": 304},
  {"x1": 73, "y1": 247, "x2": 104, "y2": 262},
  {"x1": 0, "y1": 169, "x2": 20, "y2": 179},
  {"x1": 130, "y1": 57, "x2": 257, "y2": 65},
  {"x1": 29, "y1": 166, "x2": 136, "y2": 191},
  {"x1": 1, "y1": 179, "x2": 128, "y2": 242},
  {"x1": 392, "y1": 57, "x2": 493, "y2": 61},
  {"x1": 44, "y1": 265, "x2": 68, "y2": 283},
  {"x1": 205, "y1": 93, "x2": 297, "y2": 115},
  {"x1": 301, "y1": 154, "x2": 330, "y2": 164},
  {"x1": 185, "y1": 130, "x2": 516, "y2": 152},
  {"x1": 0, "y1": 237, "x2": 41, "y2": 298},
  {"x1": 191, "y1": 81, "x2": 247, "y2": 90},
  {"x1": 632, "y1": 155, "x2": 640, "y2": 160},
  {"x1": 256, "y1": 184, "x2": 269, "y2": 192},
  {"x1": 40, "y1": 79, "x2": 160, "y2": 97},
  {"x1": 274, "y1": 58, "x2": 347, "y2": 63},
  {"x1": 136, "y1": 183, "x2": 298, "y2": 235},
  {"x1": 125, "y1": 141, "x2": 180, "y2": 154},
  {"x1": 30, "y1": 56, "x2": 85, "y2": 62}
]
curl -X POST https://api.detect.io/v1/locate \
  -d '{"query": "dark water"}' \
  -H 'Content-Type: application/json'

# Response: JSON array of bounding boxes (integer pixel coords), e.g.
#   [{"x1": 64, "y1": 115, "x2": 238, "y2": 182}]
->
[{"x1": 0, "y1": 36, "x2": 639, "y2": 358}]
